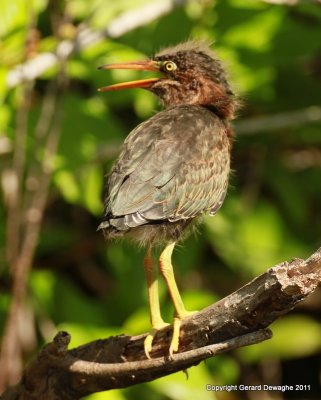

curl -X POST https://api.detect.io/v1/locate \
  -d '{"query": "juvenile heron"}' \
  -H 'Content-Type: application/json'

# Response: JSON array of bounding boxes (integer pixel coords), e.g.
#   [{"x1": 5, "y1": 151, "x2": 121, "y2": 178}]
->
[{"x1": 98, "y1": 41, "x2": 237, "y2": 358}]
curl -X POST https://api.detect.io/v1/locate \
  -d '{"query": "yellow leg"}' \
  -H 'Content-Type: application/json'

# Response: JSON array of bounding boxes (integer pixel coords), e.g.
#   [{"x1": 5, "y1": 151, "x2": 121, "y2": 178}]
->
[
  {"x1": 159, "y1": 242, "x2": 196, "y2": 356},
  {"x1": 143, "y1": 246, "x2": 169, "y2": 359}
]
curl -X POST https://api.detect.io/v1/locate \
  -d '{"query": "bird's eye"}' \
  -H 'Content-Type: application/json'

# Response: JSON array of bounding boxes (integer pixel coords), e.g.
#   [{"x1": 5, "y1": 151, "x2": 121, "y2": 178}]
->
[{"x1": 163, "y1": 61, "x2": 177, "y2": 72}]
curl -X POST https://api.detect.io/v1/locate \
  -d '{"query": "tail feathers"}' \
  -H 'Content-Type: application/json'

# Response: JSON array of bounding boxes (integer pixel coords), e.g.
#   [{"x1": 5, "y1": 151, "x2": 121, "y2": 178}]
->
[
  {"x1": 98, "y1": 211, "x2": 149, "y2": 232},
  {"x1": 97, "y1": 220, "x2": 110, "y2": 231}
]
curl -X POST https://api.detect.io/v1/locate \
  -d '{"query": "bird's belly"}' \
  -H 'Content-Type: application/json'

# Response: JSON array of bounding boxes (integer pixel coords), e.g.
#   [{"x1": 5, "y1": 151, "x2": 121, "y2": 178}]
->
[{"x1": 129, "y1": 218, "x2": 197, "y2": 245}]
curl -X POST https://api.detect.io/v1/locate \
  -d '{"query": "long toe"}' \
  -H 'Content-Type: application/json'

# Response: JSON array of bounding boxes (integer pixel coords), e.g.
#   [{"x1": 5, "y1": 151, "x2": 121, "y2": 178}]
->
[
  {"x1": 169, "y1": 317, "x2": 181, "y2": 357},
  {"x1": 169, "y1": 310, "x2": 198, "y2": 357},
  {"x1": 144, "y1": 321, "x2": 170, "y2": 359}
]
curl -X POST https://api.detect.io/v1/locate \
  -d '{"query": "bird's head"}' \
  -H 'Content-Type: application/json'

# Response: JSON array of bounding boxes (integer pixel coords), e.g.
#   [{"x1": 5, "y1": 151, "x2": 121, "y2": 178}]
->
[{"x1": 98, "y1": 41, "x2": 237, "y2": 120}]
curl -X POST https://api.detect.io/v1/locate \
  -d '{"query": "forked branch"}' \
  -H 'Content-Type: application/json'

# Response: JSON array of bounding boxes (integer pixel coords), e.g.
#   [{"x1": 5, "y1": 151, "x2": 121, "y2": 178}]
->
[{"x1": 2, "y1": 247, "x2": 321, "y2": 400}]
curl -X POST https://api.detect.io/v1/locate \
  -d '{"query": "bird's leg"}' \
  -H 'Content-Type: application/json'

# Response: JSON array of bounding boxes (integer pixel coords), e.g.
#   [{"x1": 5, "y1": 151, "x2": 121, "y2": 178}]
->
[
  {"x1": 159, "y1": 242, "x2": 196, "y2": 356},
  {"x1": 143, "y1": 246, "x2": 169, "y2": 359}
]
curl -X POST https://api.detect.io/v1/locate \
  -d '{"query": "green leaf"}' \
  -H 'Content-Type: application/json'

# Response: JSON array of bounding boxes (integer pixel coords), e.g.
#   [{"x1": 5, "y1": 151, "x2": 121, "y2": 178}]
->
[
  {"x1": 80, "y1": 165, "x2": 103, "y2": 215},
  {"x1": 239, "y1": 315, "x2": 321, "y2": 362},
  {"x1": 54, "y1": 170, "x2": 81, "y2": 203},
  {"x1": 147, "y1": 362, "x2": 217, "y2": 400},
  {"x1": 85, "y1": 390, "x2": 126, "y2": 400}
]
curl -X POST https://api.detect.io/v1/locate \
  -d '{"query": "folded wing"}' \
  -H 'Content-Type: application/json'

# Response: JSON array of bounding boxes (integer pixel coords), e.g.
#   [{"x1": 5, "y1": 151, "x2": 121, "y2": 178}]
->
[{"x1": 99, "y1": 106, "x2": 230, "y2": 231}]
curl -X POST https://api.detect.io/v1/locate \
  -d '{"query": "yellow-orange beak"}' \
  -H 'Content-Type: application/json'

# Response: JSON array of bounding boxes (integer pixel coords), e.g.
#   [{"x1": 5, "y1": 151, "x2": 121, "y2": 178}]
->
[{"x1": 98, "y1": 60, "x2": 162, "y2": 92}]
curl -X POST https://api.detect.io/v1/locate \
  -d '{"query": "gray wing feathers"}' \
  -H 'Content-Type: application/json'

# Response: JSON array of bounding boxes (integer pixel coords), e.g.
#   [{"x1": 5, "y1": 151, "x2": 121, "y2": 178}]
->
[{"x1": 103, "y1": 106, "x2": 230, "y2": 230}]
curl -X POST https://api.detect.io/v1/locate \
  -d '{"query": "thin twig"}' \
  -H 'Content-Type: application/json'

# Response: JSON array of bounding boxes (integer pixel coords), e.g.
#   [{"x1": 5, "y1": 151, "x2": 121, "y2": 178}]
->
[
  {"x1": 5, "y1": 83, "x2": 33, "y2": 271},
  {"x1": 261, "y1": 0, "x2": 321, "y2": 4},
  {"x1": 6, "y1": 0, "x2": 187, "y2": 88},
  {"x1": 63, "y1": 330, "x2": 272, "y2": 376},
  {"x1": 234, "y1": 106, "x2": 321, "y2": 135},
  {"x1": 0, "y1": 85, "x2": 65, "y2": 391},
  {"x1": 0, "y1": 67, "x2": 67, "y2": 392}
]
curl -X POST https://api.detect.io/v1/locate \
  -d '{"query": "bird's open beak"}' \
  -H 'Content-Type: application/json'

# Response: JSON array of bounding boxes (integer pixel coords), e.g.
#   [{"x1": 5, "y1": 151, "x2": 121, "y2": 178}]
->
[{"x1": 98, "y1": 60, "x2": 162, "y2": 92}]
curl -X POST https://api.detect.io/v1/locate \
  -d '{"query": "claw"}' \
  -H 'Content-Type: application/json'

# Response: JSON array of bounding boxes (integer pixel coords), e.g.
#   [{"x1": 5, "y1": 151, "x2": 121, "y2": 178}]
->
[
  {"x1": 169, "y1": 317, "x2": 181, "y2": 357},
  {"x1": 169, "y1": 310, "x2": 197, "y2": 357},
  {"x1": 144, "y1": 333, "x2": 154, "y2": 359},
  {"x1": 144, "y1": 311, "x2": 197, "y2": 358},
  {"x1": 144, "y1": 320, "x2": 170, "y2": 359}
]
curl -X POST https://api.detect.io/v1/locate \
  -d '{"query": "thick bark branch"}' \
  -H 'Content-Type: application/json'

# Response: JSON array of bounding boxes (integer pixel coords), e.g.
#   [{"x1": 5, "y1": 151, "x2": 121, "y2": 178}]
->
[{"x1": 2, "y1": 247, "x2": 320, "y2": 399}]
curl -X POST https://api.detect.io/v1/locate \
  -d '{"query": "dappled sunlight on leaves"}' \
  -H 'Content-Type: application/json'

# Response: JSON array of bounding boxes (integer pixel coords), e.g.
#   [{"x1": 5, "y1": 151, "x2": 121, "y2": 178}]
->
[{"x1": 1, "y1": 0, "x2": 321, "y2": 397}]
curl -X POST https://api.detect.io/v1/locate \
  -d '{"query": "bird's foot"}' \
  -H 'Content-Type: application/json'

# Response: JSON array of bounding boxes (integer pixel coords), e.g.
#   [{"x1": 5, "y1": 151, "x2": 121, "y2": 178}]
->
[
  {"x1": 169, "y1": 310, "x2": 197, "y2": 357},
  {"x1": 144, "y1": 310, "x2": 197, "y2": 359},
  {"x1": 144, "y1": 320, "x2": 170, "y2": 359}
]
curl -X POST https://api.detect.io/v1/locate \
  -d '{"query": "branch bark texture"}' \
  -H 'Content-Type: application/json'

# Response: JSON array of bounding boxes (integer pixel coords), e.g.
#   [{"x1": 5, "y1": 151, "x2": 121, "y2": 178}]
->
[{"x1": 1, "y1": 247, "x2": 320, "y2": 400}]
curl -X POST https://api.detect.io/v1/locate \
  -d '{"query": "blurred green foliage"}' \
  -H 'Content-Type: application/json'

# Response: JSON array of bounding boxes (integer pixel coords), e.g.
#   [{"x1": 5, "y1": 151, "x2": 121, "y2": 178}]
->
[{"x1": 1, "y1": 0, "x2": 321, "y2": 399}]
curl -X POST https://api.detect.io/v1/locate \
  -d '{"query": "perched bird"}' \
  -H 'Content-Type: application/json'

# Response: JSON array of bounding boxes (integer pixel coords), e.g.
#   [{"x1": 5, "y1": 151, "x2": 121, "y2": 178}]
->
[{"x1": 98, "y1": 41, "x2": 237, "y2": 358}]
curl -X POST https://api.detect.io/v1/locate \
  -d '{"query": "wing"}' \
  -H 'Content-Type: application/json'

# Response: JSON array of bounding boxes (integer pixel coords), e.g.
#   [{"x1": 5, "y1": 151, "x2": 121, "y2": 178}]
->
[{"x1": 100, "y1": 105, "x2": 231, "y2": 231}]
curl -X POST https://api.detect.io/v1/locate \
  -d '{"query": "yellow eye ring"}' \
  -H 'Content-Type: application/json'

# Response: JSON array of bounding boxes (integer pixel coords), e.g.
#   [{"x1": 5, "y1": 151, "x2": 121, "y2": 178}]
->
[{"x1": 163, "y1": 61, "x2": 177, "y2": 72}]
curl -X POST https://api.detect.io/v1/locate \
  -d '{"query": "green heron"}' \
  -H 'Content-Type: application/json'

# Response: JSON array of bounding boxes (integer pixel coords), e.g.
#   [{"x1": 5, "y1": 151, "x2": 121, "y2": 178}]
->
[{"x1": 98, "y1": 41, "x2": 237, "y2": 358}]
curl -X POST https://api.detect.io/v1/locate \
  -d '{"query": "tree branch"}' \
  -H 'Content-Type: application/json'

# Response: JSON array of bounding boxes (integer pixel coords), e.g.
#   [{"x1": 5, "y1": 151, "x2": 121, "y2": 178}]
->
[
  {"x1": 235, "y1": 106, "x2": 321, "y2": 135},
  {"x1": 6, "y1": 0, "x2": 187, "y2": 88},
  {"x1": 261, "y1": 0, "x2": 321, "y2": 5},
  {"x1": 2, "y1": 247, "x2": 320, "y2": 399}
]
